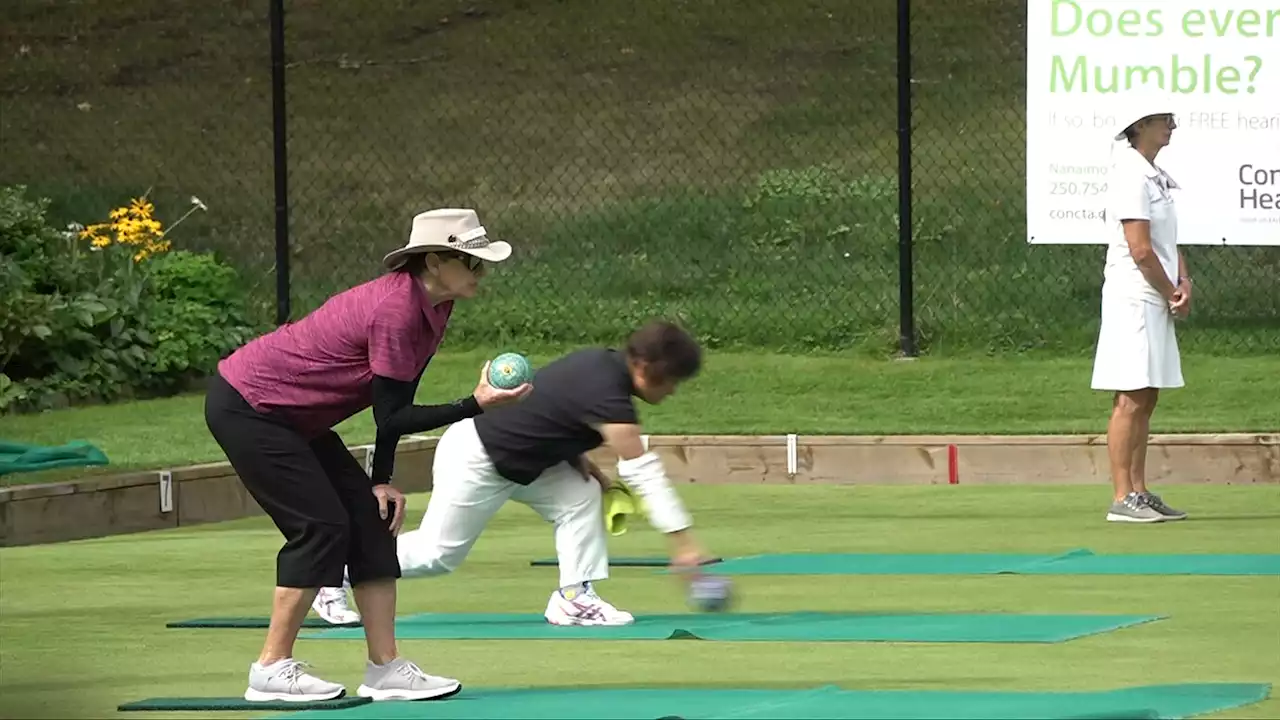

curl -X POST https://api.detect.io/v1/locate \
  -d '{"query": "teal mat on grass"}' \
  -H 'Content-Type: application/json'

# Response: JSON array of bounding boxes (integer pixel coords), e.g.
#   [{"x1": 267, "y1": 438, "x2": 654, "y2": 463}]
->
[
  {"x1": 120, "y1": 696, "x2": 369, "y2": 711},
  {"x1": 275, "y1": 683, "x2": 1271, "y2": 719},
  {"x1": 531, "y1": 556, "x2": 723, "y2": 568},
  {"x1": 300, "y1": 611, "x2": 1161, "y2": 643},
  {"x1": 167, "y1": 617, "x2": 358, "y2": 629},
  {"x1": 0, "y1": 439, "x2": 109, "y2": 476},
  {"x1": 704, "y1": 552, "x2": 1069, "y2": 575},
  {"x1": 1019, "y1": 552, "x2": 1280, "y2": 576},
  {"x1": 700, "y1": 550, "x2": 1280, "y2": 576}
]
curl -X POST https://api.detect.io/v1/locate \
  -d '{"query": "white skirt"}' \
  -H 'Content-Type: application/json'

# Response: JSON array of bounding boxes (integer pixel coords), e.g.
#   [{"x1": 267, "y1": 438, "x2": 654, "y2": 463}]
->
[{"x1": 1091, "y1": 291, "x2": 1184, "y2": 391}]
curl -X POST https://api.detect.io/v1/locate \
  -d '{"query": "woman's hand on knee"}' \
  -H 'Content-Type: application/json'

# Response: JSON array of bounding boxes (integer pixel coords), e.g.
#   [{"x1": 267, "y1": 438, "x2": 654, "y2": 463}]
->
[{"x1": 372, "y1": 483, "x2": 407, "y2": 534}]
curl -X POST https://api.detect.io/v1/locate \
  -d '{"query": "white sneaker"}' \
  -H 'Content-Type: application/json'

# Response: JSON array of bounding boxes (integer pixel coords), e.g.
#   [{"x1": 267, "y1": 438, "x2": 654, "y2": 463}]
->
[
  {"x1": 357, "y1": 657, "x2": 462, "y2": 702},
  {"x1": 544, "y1": 582, "x2": 635, "y2": 626},
  {"x1": 244, "y1": 658, "x2": 345, "y2": 702},
  {"x1": 312, "y1": 585, "x2": 361, "y2": 625}
]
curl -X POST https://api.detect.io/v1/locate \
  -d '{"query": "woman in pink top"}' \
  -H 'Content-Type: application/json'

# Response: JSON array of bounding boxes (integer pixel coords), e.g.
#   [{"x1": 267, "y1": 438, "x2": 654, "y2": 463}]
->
[{"x1": 204, "y1": 208, "x2": 530, "y2": 704}]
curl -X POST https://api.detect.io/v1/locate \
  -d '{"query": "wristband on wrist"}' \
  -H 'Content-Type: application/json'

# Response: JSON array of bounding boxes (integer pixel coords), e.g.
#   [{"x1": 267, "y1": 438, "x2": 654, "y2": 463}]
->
[{"x1": 616, "y1": 451, "x2": 693, "y2": 534}]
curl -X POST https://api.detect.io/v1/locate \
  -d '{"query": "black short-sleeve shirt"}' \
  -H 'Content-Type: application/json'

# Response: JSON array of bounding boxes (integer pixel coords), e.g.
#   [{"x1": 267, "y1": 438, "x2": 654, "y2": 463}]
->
[{"x1": 473, "y1": 347, "x2": 639, "y2": 485}]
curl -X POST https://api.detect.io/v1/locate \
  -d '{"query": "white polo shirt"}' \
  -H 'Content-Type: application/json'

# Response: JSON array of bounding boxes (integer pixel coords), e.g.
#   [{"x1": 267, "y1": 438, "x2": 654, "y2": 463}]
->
[{"x1": 1103, "y1": 146, "x2": 1180, "y2": 303}]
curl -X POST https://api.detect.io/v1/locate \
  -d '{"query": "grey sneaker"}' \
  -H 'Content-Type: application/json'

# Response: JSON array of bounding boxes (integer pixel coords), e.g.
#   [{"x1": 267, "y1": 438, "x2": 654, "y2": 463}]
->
[
  {"x1": 1105, "y1": 492, "x2": 1167, "y2": 523},
  {"x1": 1141, "y1": 491, "x2": 1187, "y2": 520},
  {"x1": 244, "y1": 658, "x2": 345, "y2": 702},
  {"x1": 357, "y1": 658, "x2": 461, "y2": 702}
]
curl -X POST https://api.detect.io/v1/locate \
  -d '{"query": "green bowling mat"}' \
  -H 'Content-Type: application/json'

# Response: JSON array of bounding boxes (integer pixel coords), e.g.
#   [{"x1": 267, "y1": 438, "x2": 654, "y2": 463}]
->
[
  {"x1": 1018, "y1": 552, "x2": 1280, "y2": 576},
  {"x1": 275, "y1": 683, "x2": 1272, "y2": 719},
  {"x1": 0, "y1": 439, "x2": 108, "y2": 475},
  {"x1": 167, "y1": 617, "x2": 359, "y2": 629},
  {"x1": 701, "y1": 550, "x2": 1280, "y2": 576},
  {"x1": 119, "y1": 696, "x2": 369, "y2": 711},
  {"x1": 300, "y1": 611, "x2": 1160, "y2": 643},
  {"x1": 530, "y1": 556, "x2": 723, "y2": 568},
  {"x1": 703, "y1": 552, "x2": 1070, "y2": 575}
]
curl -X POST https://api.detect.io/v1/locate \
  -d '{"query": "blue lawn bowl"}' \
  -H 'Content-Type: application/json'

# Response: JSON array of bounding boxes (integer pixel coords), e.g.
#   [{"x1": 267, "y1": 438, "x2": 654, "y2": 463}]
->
[
  {"x1": 488, "y1": 352, "x2": 533, "y2": 390},
  {"x1": 687, "y1": 575, "x2": 735, "y2": 613}
]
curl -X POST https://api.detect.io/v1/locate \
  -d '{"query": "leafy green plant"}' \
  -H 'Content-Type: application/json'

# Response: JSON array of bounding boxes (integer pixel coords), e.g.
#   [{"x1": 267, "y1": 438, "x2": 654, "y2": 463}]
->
[
  {"x1": 0, "y1": 185, "x2": 92, "y2": 295},
  {"x1": 142, "y1": 250, "x2": 257, "y2": 389},
  {"x1": 0, "y1": 373, "x2": 27, "y2": 409},
  {"x1": 0, "y1": 185, "x2": 256, "y2": 413}
]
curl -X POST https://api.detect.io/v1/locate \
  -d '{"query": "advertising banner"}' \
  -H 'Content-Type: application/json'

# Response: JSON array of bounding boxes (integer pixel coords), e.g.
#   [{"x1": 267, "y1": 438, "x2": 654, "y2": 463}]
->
[{"x1": 1026, "y1": 0, "x2": 1279, "y2": 245}]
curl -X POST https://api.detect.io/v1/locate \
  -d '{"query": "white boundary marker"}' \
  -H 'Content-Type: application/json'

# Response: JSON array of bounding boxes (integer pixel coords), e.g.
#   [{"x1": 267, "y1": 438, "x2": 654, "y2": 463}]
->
[
  {"x1": 158, "y1": 470, "x2": 173, "y2": 513},
  {"x1": 786, "y1": 433, "x2": 798, "y2": 477}
]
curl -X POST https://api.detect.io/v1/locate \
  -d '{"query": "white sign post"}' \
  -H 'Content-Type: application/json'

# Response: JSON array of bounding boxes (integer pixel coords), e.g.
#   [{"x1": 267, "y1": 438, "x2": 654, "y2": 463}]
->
[{"x1": 1026, "y1": 0, "x2": 1280, "y2": 245}]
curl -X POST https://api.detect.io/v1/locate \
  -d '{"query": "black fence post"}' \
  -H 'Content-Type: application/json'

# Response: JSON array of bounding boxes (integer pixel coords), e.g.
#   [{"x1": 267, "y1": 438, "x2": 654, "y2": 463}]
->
[
  {"x1": 896, "y1": 0, "x2": 917, "y2": 357},
  {"x1": 270, "y1": 0, "x2": 291, "y2": 325}
]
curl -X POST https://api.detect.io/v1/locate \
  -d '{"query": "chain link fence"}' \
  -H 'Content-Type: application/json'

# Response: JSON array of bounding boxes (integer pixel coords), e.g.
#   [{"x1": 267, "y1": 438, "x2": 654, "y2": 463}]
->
[{"x1": 4, "y1": 0, "x2": 1277, "y2": 356}]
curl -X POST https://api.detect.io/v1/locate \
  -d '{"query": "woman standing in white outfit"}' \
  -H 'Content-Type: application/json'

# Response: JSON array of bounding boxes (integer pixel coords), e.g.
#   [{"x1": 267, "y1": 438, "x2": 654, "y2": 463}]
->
[{"x1": 1091, "y1": 105, "x2": 1192, "y2": 524}]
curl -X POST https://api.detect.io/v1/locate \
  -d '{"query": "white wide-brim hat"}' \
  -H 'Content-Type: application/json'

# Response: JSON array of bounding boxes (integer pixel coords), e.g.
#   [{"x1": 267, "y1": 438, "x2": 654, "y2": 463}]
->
[
  {"x1": 382, "y1": 208, "x2": 513, "y2": 270},
  {"x1": 1113, "y1": 101, "x2": 1175, "y2": 141}
]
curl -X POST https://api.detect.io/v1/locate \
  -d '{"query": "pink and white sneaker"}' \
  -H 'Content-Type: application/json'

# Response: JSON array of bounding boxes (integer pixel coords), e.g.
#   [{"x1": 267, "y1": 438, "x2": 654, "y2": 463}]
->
[
  {"x1": 312, "y1": 585, "x2": 361, "y2": 626},
  {"x1": 544, "y1": 583, "x2": 635, "y2": 626}
]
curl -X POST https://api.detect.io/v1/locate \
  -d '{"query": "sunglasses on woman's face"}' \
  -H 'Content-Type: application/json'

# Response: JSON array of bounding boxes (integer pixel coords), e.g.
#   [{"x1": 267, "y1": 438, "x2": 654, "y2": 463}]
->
[{"x1": 447, "y1": 253, "x2": 484, "y2": 272}]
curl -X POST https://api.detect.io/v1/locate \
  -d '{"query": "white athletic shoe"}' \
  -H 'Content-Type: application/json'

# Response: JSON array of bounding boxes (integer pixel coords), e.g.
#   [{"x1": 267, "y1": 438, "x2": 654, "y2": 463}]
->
[
  {"x1": 357, "y1": 658, "x2": 462, "y2": 702},
  {"x1": 312, "y1": 585, "x2": 361, "y2": 625},
  {"x1": 544, "y1": 582, "x2": 635, "y2": 626},
  {"x1": 244, "y1": 658, "x2": 345, "y2": 702}
]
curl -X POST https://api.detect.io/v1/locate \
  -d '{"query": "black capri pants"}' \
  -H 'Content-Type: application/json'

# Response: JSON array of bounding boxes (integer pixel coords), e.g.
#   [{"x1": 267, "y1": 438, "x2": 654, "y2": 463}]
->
[{"x1": 204, "y1": 371, "x2": 400, "y2": 588}]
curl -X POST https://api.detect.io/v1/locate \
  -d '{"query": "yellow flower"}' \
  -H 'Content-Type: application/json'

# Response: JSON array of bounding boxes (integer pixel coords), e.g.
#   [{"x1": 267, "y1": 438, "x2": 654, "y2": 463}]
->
[
  {"x1": 80, "y1": 222, "x2": 111, "y2": 246},
  {"x1": 79, "y1": 193, "x2": 177, "y2": 260}
]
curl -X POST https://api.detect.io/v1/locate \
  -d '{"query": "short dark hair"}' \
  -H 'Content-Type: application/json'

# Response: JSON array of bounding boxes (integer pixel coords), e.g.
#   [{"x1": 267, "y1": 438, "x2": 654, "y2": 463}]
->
[
  {"x1": 395, "y1": 252, "x2": 428, "y2": 275},
  {"x1": 625, "y1": 319, "x2": 702, "y2": 383}
]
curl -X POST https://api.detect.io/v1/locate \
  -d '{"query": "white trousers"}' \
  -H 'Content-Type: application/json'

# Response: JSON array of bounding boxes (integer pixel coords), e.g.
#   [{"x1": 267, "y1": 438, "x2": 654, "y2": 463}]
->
[{"x1": 396, "y1": 417, "x2": 610, "y2": 588}]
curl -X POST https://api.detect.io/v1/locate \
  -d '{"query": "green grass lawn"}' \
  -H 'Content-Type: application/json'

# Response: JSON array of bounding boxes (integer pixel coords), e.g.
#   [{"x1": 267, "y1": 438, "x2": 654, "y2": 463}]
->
[
  {"x1": 2, "y1": 351, "x2": 1278, "y2": 487},
  {"x1": 1, "y1": 484, "x2": 1277, "y2": 719}
]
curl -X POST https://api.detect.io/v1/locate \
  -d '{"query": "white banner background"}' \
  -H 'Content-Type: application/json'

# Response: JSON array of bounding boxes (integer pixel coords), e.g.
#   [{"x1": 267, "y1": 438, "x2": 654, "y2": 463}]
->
[{"x1": 1026, "y1": 0, "x2": 1280, "y2": 245}]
